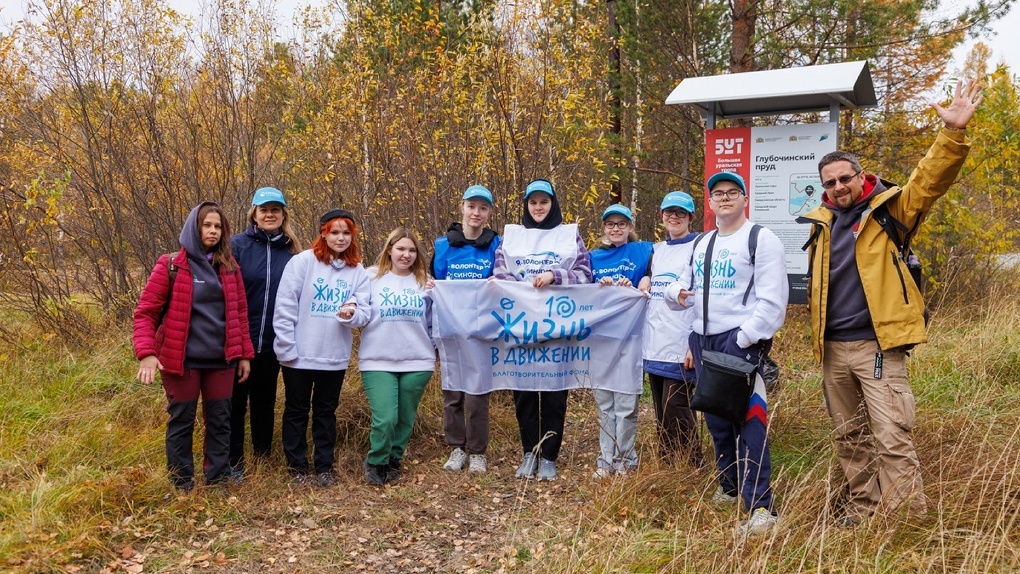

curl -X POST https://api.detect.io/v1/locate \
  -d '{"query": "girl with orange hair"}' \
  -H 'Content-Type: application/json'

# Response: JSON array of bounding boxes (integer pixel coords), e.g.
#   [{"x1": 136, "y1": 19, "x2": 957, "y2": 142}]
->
[{"x1": 273, "y1": 209, "x2": 371, "y2": 487}]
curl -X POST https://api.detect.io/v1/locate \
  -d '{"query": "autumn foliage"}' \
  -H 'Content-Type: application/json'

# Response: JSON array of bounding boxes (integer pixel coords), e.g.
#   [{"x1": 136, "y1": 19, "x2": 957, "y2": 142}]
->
[{"x1": 0, "y1": 0, "x2": 1017, "y2": 343}]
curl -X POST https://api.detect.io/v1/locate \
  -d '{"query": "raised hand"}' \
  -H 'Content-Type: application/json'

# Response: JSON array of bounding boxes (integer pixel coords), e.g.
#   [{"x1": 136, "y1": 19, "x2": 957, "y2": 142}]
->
[{"x1": 931, "y1": 78, "x2": 983, "y2": 130}]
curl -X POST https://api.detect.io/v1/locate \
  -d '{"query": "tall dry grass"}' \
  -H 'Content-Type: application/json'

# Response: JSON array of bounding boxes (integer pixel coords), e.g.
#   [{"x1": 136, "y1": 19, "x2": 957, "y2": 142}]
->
[{"x1": 1, "y1": 279, "x2": 1019, "y2": 572}]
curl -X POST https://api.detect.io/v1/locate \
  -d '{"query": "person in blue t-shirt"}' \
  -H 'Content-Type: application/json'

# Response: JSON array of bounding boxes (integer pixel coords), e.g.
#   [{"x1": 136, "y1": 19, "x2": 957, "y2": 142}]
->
[
  {"x1": 589, "y1": 204, "x2": 652, "y2": 478},
  {"x1": 431, "y1": 185, "x2": 502, "y2": 475}
]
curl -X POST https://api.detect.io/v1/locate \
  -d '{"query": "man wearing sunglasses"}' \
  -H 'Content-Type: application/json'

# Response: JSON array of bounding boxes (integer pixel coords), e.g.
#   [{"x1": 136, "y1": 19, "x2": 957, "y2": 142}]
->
[{"x1": 799, "y1": 79, "x2": 983, "y2": 525}]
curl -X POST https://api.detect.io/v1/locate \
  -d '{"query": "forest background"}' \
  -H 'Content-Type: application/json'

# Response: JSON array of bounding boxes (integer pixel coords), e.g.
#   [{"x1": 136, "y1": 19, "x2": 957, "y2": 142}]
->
[{"x1": 3, "y1": 0, "x2": 1020, "y2": 572}]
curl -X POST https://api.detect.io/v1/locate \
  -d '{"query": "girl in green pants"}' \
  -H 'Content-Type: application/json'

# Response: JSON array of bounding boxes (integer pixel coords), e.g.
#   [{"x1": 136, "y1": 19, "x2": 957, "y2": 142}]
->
[{"x1": 358, "y1": 227, "x2": 436, "y2": 485}]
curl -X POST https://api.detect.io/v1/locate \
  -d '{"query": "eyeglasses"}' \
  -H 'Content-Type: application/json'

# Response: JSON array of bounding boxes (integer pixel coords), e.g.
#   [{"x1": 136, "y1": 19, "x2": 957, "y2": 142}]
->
[
  {"x1": 821, "y1": 169, "x2": 862, "y2": 190},
  {"x1": 709, "y1": 189, "x2": 744, "y2": 200},
  {"x1": 603, "y1": 220, "x2": 630, "y2": 229},
  {"x1": 661, "y1": 208, "x2": 689, "y2": 218}
]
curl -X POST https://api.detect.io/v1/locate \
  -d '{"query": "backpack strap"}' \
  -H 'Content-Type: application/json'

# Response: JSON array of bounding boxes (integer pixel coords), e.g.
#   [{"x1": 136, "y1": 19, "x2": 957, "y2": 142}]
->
[
  {"x1": 872, "y1": 203, "x2": 922, "y2": 260},
  {"x1": 158, "y1": 253, "x2": 179, "y2": 326},
  {"x1": 688, "y1": 231, "x2": 709, "y2": 290},
  {"x1": 701, "y1": 231, "x2": 720, "y2": 344},
  {"x1": 741, "y1": 224, "x2": 762, "y2": 306}
]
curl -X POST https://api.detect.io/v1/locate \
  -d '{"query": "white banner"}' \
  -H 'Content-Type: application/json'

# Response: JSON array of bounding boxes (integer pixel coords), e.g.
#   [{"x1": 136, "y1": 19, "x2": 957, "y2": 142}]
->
[{"x1": 431, "y1": 280, "x2": 647, "y2": 394}]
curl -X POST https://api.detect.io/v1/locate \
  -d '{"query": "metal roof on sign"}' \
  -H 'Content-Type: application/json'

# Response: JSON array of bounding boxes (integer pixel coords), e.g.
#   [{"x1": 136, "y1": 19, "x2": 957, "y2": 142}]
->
[{"x1": 665, "y1": 61, "x2": 877, "y2": 119}]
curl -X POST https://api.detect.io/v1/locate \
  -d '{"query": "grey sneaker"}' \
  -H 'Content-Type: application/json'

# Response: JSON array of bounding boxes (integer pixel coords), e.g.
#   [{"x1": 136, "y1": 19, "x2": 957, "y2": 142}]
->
[
  {"x1": 468, "y1": 454, "x2": 487, "y2": 474},
  {"x1": 592, "y1": 467, "x2": 613, "y2": 479},
  {"x1": 536, "y1": 458, "x2": 557, "y2": 481},
  {"x1": 443, "y1": 448, "x2": 467, "y2": 472},
  {"x1": 712, "y1": 486, "x2": 738, "y2": 505},
  {"x1": 515, "y1": 453, "x2": 538, "y2": 478},
  {"x1": 736, "y1": 508, "x2": 778, "y2": 536}
]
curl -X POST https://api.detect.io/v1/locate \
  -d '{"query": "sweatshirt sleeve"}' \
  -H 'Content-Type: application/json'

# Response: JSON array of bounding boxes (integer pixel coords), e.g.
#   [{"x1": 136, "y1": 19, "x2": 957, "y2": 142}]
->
[
  {"x1": 552, "y1": 233, "x2": 593, "y2": 285},
  {"x1": 736, "y1": 230, "x2": 789, "y2": 348},
  {"x1": 491, "y1": 244, "x2": 517, "y2": 281},
  {"x1": 663, "y1": 280, "x2": 689, "y2": 311},
  {"x1": 337, "y1": 265, "x2": 372, "y2": 328},
  {"x1": 272, "y1": 255, "x2": 304, "y2": 364}
]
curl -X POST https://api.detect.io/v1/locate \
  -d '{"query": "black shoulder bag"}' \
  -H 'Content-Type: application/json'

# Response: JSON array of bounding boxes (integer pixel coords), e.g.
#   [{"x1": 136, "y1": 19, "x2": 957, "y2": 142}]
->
[{"x1": 689, "y1": 231, "x2": 757, "y2": 423}]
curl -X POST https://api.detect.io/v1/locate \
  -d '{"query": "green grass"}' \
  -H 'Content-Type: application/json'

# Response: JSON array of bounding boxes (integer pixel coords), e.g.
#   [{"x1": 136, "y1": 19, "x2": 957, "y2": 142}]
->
[{"x1": 1, "y1": 291, "x2": 1020, "y2": 572}]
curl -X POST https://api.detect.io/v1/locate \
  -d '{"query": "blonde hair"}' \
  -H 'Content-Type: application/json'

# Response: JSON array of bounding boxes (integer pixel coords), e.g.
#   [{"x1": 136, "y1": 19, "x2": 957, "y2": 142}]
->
[
  {"x1": 374, "y1": 227, "x2": 429, "y2": 288},
  {"x1": 246, "y1": 204, "x2": 303, "y2": 253}
]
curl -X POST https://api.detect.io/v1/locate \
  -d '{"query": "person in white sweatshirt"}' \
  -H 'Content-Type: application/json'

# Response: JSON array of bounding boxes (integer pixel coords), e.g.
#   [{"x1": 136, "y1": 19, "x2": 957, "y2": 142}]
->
[
  {"x1": 359, "y1": 227, "x2": 436, "y2": 486},
  {"x1": 274, "y1": 209, "x2": 371, "y2": 487},
  {"x1": 667, "y1": 172, "x2": 788, "y2": 536}
]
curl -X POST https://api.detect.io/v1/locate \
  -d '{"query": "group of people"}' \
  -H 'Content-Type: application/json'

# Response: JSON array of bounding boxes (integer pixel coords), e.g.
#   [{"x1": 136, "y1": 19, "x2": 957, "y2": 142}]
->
[{"x1": 132, "y1": 79, "x2": 981, "y2": 535}]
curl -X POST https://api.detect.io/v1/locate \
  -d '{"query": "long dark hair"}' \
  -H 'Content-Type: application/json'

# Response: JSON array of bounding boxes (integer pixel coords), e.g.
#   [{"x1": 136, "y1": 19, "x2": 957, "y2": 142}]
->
[{"x1": 197, "y1": 202, "x2": 236, "y2": 272}]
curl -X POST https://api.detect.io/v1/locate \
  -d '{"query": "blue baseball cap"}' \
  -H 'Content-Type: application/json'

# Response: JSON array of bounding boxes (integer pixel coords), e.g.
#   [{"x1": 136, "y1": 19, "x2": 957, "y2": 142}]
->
[
  {"x1": 601, "y1": 204, "x2": 634, "y2": 221},
  {"x1": 524, "y1": 179, "x2": 554, "y2": 198},
  {"x1": 252, "y1": 187, "x2": 287, "y2": 206},
  {"x1": 706, "y1": 171, "x2": 746, "y2": 194},
  {"x1": 462, "y1": 185, "x2": 493, "y2": 204},
  {"x1": 660, "y1": 191, "x2": 695, "y2": 213}
]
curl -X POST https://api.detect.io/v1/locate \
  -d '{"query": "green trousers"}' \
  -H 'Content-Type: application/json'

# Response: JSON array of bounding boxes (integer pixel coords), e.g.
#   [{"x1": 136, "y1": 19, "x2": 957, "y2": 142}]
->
[{"x1": 361, "y1": 370, "x2": 433, "y2": 466}]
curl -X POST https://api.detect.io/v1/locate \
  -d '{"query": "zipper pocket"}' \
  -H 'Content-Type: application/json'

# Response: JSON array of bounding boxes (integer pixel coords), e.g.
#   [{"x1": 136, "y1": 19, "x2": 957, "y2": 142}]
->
[{"x1": 891, "y1": 250, "x2": 908, "y2": 303}]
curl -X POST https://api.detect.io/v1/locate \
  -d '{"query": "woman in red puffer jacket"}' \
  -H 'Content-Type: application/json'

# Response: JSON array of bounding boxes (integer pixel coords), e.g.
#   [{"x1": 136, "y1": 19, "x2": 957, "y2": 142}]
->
[{"x1": 133, "y1": 201, "x2": 254, "y2": 492}]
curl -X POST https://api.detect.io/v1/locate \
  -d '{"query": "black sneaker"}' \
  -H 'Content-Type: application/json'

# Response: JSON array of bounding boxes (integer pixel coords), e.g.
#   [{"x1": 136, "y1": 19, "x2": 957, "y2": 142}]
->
[
  {"x1": 227, "y1": 467, "x2": 245, "y2": 485},
  {"x1": 385, "y1": 460, "x2": 402, "y2": 484},
  {"x1": 174, "y1": 479, "x2": 195, "y2": 493},
  {"x1": 290, "y1": 473, "x2": 314, "y2": 487},
  {"x1": 316, "y1": 470, "x2": 337, "y2": 488},
  {"x1": 363, "y1": 460, "x2": 386, "y2": 486}
]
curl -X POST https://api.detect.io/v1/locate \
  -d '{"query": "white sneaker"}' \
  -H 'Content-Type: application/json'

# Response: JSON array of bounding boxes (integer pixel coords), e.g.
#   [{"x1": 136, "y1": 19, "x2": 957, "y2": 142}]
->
[
  {"x1": 592, "y1": 467, "x2": 613, "y2": 479},
  {"x1": 712, "y1": 486, "x2": 738, "y2": 505},
  {"x1": 468, "y1": 454, "x2": 487, "y2": 474},
  {"x1": 443, "y1": 448, "x2": 467, "y2": 472},
  {"x1": 736, "y1": 508, "x2": 778, "y2": 536}
]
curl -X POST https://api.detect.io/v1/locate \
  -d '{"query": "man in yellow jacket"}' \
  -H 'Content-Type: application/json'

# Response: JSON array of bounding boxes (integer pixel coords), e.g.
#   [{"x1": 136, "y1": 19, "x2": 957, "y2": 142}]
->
[{"x1": 799, "y1": 79, "x2": 982, "y2": 524}]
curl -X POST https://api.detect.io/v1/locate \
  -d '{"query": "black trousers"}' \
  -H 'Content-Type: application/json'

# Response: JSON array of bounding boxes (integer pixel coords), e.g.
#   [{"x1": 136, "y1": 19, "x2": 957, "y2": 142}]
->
[
  {"x1": 280, "y1": 367, "x2": 345, "y2": 474},
  {"x1": 229, "y1": 352, "x2": 280, "y2": 469},
  {"x1": 513, "y1": 390, "x2": 568, "y2": 461},
  {"x1": 648, "y1": 373, "x2": 704, "y2": 467}
]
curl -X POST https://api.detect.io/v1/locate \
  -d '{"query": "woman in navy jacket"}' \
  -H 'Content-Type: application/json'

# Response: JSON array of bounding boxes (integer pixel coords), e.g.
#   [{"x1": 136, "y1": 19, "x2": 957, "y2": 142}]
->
[{"x1": 228, "y1": 187, "x2": 302, "y2": 478}]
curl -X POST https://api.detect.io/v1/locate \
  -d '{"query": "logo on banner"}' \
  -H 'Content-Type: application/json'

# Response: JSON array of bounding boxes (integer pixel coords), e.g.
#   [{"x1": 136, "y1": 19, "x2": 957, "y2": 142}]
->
[
  {"x1": 489, "y1": 294, "x2": 593, "y2": 366},
  {"x1": 311, "y1": 277, "x2": 351, "y2": 314}
]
